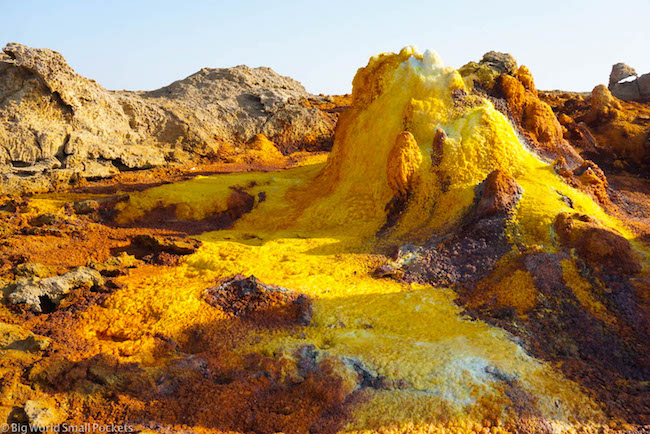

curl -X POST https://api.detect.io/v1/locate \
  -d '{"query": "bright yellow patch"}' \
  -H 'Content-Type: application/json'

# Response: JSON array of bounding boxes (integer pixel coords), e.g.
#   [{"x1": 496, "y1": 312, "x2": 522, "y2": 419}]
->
[{"x1": 561, "y1": 260, "x2": 617, "y2": 326}]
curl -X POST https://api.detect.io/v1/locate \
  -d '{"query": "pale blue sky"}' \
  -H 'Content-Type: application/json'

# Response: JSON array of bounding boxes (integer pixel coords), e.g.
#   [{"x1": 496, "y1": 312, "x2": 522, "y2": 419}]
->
[{"x1": 3, "y1": 0, "x2": 649, "y2": 94}]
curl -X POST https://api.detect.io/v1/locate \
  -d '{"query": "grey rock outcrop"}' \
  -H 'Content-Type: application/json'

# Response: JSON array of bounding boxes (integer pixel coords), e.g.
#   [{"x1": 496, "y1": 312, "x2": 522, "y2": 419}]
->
[
  {"x1": 608, "y1": 62, "x2": 650, "y2": 102},
  {"x1": 478, "y1": 51, "x2": 518, "y2": 76},
  {"x1": 7, "y1": 266, "x2": 104, "y2": 312},
  {"x1": 138, "y1": 65, "x2": 334, "y2": 152},
  {"x1": 0, "y1": 43, "x2": 336, "y2": 193}
]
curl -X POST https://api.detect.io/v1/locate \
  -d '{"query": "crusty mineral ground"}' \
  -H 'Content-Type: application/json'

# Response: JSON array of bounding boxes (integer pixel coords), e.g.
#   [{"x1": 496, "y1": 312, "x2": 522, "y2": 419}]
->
[{"x1": 0, "y1": 47, "x2": 649, "y2": 433}]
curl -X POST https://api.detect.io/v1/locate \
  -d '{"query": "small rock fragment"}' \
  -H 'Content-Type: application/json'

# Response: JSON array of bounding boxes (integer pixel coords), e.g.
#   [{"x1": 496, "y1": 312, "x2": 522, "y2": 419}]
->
[
  {"x1": 204, "y1": 275, "x2": 312, "y2": 325},
  {"x1": 23, "y1": 399, "x2": 64, "y2": 428},
  {"x1": 72, "y1": 199, "x2": 99, "y2": 215},
  {"x1": 132, "y1": 234, "x2": 201, "y2": 256},
  {"x1": 88, "y1": 252, "x2": 139, "y2": 277},
  {"x1": 373, "y1": 244, "x2": 422, "y2": 278},
  {"x1": 0, "y1": 322, "x2": 50, "y2": 352},
  {"x1": 29, "y1": 213, "x2": 58, "y2": 227},
  {"x1": 225, "y1": 189, "x2": 256, "y2": 219}
]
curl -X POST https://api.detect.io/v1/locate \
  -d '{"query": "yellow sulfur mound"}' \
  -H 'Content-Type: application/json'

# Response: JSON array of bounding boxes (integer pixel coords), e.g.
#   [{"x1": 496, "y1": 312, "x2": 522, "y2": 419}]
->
[
  {"x1": 118, "y1": 46, "x2": 632, "y2": 247},
  {"x1": 239, "y1": 133, "x2": 287, "y2": 165}
]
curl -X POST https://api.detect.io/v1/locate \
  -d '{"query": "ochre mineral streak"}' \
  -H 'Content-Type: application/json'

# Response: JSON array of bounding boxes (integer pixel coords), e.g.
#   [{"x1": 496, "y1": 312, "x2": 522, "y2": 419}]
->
[
  {"x1": 0, "y1": 45, "x2": 649, "y2": 433},
  {"x1": 386, "y1": 131, "x2": 422, "y2": 197}
]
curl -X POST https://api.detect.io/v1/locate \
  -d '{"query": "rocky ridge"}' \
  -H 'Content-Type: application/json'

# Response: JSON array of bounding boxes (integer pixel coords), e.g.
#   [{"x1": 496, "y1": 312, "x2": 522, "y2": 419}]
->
[{"x1": 0, "y1": 43, "x2": 337, "y2": 194}]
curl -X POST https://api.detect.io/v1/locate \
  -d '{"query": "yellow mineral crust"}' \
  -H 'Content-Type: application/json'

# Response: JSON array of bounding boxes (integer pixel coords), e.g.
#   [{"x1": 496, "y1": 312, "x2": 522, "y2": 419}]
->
[
  {"x1": 115, "y1": 160, "x2": 326, "y2": 224},
  {"x1": 76, "y1": 231, "x2": 606, "y2": 430},
  {"x1": 74, "y1": 47, "x2": 647, "y2": 430},
  {"x1": 235, "y1": 133, "x2": 287, "y2": 166}
]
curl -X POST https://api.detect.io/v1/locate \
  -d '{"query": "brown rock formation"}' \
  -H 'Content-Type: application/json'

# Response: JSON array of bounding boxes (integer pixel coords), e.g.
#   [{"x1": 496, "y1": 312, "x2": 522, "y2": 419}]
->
[
  {"x1": 475, "y1": 169, "x2": 522, "y2": 219},
  {"x1": 554, "y1": 212, "x2": 641, "y2": 275},
  {"x1": 586, "y1": 84, "x2": 623, "y2": 122},
  {"x1": 430, "y1": 128, "x2": 446, "y2": 166}
]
